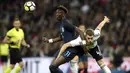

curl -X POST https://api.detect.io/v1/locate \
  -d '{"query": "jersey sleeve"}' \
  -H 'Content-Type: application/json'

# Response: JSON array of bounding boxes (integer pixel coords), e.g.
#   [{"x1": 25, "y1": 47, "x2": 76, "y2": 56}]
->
[
  {"x1": 63, "y1": 21, "x2": 76, "y2": 32},
  {"x1": 70, "y1": 36, "x2": 86, "y2": 47},
  {"x1": 94, "y1": 29, "x2": 100, "y2": 40},
  {"x1": 6, "y1": 30, "x2": 12, "y2": 38},
  {"x1": 21, "y1": 29, "x2": 24, "y2": 39}
]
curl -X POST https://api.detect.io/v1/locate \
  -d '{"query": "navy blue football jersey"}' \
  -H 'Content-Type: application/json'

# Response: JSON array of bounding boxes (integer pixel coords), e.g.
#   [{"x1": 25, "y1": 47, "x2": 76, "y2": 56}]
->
[{"x1": 59, "y1": 18, "x2": 78, "y2": 43}]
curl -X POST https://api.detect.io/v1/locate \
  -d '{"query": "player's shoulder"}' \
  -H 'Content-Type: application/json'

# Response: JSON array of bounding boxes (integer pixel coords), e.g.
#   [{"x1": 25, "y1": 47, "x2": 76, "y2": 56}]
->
[
  {"x1": 19, "y1": 28, "x2": 24, "y2": 33},
  {"x1": 19, "y1": 28, "x2": 23, "y2": 31},
  {"x1": 7, "y1": 28, "x2": 14, "y2": 33},
  {"x1": 63, "y1": 19, "x2": 70, "y2": 24},
  {"x1": 94, "y1": 29, "x2": 100, "y2": 35},
  {"x1": 9, "y1": 28, "x2": 15, "y2": 31}
]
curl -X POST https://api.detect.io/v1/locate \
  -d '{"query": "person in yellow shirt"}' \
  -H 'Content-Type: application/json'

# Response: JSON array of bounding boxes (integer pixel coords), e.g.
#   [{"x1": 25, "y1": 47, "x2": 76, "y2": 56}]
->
[
  {"x1": 0, "y1": 36, "x2": 9, "y2": 73},
  {"x1": 1, "y1": 17, "x2": 30, "y2": 73}
]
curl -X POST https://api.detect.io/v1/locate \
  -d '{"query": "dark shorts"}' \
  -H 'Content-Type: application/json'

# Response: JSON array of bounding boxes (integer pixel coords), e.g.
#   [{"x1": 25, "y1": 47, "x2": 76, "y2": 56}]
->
[
  {"x1": 78, "y1": 54, "x2": 88, "y2": 62},
  {"x1": 0, "y1": 56, "x2": 8, "y2": 62},
  {"x1": 9, "y1": 48, "x2": 22, "y2": 64},
  {"x1": 54, "y1": 46, "x2": 85, "y2": 62},
  {"x1": 88, "y1": 45, "x2": 103, "y2": 61}
]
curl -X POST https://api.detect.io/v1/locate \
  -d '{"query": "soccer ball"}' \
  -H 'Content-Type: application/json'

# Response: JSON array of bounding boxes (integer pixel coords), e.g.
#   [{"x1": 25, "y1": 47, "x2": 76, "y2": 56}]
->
[{"x1": 24, "y1": 1, "x2": 36, "y2": 11}]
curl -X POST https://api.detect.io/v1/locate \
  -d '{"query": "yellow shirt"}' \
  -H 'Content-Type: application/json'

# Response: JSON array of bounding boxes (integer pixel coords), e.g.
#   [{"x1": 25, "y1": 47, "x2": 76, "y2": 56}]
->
[
  {"x1": 0, "y1": 44, "x2": 9, "y2": 56},
  {"x1": 7, "y1": 28, "x2": 24, "y2": 49}
]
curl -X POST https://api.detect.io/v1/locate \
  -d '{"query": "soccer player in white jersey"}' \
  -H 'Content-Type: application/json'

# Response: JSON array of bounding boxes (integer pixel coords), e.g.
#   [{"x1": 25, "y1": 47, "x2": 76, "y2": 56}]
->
[{"x1": 56, "y1": 16, "x2": 111, "y2": 73}]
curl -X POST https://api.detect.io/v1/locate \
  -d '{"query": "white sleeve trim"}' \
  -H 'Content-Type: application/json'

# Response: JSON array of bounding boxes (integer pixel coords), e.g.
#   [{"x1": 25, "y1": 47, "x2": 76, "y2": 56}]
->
[
  {"x1": 70, "y1": 36, "x2": 86, "y2": 47},
  {"x1": 94, "y1": 29, "x2": 100, "y2": 40}
]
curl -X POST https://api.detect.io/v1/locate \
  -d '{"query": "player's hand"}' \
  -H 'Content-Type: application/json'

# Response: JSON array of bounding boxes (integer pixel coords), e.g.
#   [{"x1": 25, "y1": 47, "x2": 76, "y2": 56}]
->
[
  {"x1": 104, "y1": 16, "x2": 110, "y2": 23},
  {"x1": 42, "y1": 37, "x2": 53, "y2": 43},
  {"x1": 26, "y1": 44, "x2": 30, "y2": 48},
  {"x1": 42, "y1": 37, "x2": 49, "y2": 42}
]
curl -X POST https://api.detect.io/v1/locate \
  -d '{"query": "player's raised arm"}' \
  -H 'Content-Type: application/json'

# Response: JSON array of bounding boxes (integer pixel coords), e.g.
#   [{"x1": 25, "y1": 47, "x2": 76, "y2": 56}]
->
[{"x1": 96, "y1": 16, "x2": 110, "y2": 31}]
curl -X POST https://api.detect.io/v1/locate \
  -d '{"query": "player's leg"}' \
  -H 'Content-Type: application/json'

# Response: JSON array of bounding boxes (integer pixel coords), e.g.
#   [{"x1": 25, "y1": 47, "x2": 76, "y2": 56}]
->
[
  {"x1": 1, "y1": 56, "x2": 8, "y2": 73},
  {"x1": 88, "y1": 46, "x2": 111, "y2": 73},
  {"x1": 50, "y1": 50, "x2": 60, "y2": 64},
  {"x1": 14, "y1": 49, "x2": 23, "y2": 73},
  {"x1": 97, "y1": 59, "x2": 111, "y2": 73},
  {"x1": 78, "y1": 54, "x2": 88, "y2": 73},
  {"x1": 70, "y1": 56, "x2": 78, "y2": 73},
  {"x1": 49, "y1": 49, "x2": 64, "y2": 73},
  {"x1": 49, "y1": 47, "x2": 77, "y2": 73},
  {"x1": 4, "y1": 49, "x2": 16, "y2": 73},
  {"x1": 14, "y1": 61, "x2": 24, "y2": 73},
  {"x1": 49, "y1": 55, "x2": 67, "y2": 73},
  {"x1": 4, "y1": 64, "x2": 15, "y2": 73}
]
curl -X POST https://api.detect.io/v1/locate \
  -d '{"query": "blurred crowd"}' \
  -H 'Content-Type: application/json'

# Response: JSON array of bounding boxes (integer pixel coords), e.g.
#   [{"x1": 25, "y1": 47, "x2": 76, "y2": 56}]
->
[{"x1": 0, "y1": 0, "x2": 130, "y2": 58}]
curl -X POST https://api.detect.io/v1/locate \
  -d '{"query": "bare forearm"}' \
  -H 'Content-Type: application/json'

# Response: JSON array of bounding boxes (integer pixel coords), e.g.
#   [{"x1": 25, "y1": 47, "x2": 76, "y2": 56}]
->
[
  {"x1": 22, "y1": 39, "x2": 28, "y2": 47},
  {"x1": 2, "y1": 36, "x2": 11, "y2": 44},
  {"x1": 2, "y1": 40, "x2": 10, "y2": 44},
  {"x1": 96, "y1": 20, "x2": 106, "y2": 30},
  {"x1": 96, "y1": 16, "x2": 110, "y2": 30},
  {"x1": 53, "y1": 36, "x2": 62, "y2": 42},
  {"x1": 57, "y1": 48, "x2": 65, "y2": 59}
]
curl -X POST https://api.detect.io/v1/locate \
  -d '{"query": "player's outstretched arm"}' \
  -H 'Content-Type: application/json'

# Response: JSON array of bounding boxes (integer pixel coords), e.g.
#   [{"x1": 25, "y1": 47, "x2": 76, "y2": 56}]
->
[
  {"x1": 42, "y1": 35, "x2": 62, "y2": 43},
  {"x1": 52, "y1": 35, "x2": 62, "y2": 42},
  {"x1": 2, "y1": 36, "x2": 14, "y2": 44},
  {"x1": 1, "y1": 36, "x2": 9, "y2": 44},
  {"x1": 56, "y1": 42, "x2": 72, "y2": 60},
  {"x1": 96, "y1": 16, "x2": 110, "y2": 31},
  {"x1": 56, "y1": 36, "x2": 86, "y2": 60},
  {"x1": 21, "y1": 39, "x2": 30, "y2": 48}
]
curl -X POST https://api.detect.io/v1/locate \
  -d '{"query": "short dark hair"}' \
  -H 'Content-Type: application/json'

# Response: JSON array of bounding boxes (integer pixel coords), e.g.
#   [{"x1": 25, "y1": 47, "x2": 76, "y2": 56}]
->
[
  {"x1": 56, "y1": 5, "x2": 68, "y2": 14},
  {"x1": 85, "y1": 28, "x2": 94, "y2": 36},
  {"x1": 14, "y1": 18, "x2": 19, "y2": 21},
  {"x1": 14, "y1": 16, "x2": 20, "y2": 21}
]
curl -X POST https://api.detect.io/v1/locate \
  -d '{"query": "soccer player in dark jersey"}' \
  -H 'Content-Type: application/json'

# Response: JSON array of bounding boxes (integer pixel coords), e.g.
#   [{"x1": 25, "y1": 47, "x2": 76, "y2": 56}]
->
[
  {"x1": 56, "y1": 16, "x2": 111, "y2": 73},
  {"x1": 43, "y1": 5, "x2": 86, "y2": 73}
]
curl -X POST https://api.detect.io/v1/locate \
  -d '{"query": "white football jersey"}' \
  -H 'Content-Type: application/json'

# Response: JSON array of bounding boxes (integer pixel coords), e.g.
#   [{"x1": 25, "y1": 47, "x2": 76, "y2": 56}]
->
[{"x1": 70, "y1": 29, "x2": 100, "y2": 49}]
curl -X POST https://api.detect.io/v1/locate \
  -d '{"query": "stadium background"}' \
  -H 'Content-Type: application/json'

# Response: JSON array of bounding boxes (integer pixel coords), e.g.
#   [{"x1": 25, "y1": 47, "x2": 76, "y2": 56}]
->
[{"x1": 0, "y1": 0, "x2": 130, "y2": 73}]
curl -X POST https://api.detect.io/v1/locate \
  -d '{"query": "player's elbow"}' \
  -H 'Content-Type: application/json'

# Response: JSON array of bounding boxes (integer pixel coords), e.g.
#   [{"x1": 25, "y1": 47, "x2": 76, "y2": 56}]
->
[{"x1": 63, "y1": 43, "x2": 71, "y2": 48}]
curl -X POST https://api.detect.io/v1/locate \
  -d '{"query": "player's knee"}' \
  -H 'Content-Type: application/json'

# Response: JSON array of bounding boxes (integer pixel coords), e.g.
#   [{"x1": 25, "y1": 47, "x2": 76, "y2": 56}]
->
[
  {"x1": 78, "y1": 62, "x2": 85, "y2": 69},
  {"x1": 84, "y1": 62, "x2": 88, "y2": 68},
  {"x1": 19, "y1": 62, "x2": 24, "y2": 68},
  {"x1": 100, "y1": 64, "x2": 111, "y2": 73},
  {"x1": 10, "y1": 64, "x2": 15, "y2": 69},
  {"x1": 49, "y1": 64, "x2": 57, "y2": 71}
]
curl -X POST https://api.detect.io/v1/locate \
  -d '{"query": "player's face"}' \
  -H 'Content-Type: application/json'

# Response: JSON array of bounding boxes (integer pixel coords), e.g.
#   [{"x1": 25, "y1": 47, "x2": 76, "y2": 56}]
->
[
  {"x1": 13, "y1": 20, "x2": 21, "y2": 28},
  {"x1": 85, "y1": 35, "x2": 93, "y2": 44},
  {"x1": 56, "y1": 9, "x2": 65, "y2": 20}
]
